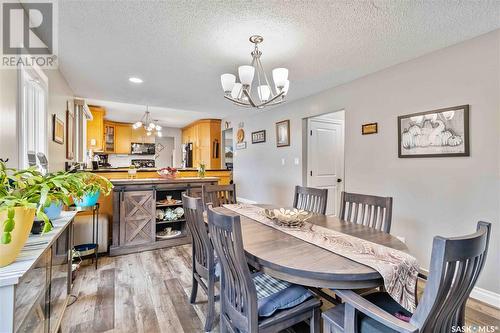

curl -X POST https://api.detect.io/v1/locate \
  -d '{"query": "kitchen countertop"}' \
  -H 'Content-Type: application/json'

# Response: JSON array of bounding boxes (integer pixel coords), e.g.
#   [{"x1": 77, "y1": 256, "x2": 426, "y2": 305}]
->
[
  {"x1": 87, "y1": 168, "x2": 230, "y2": 173},
  {"x1": 110, "y1": 177, "x2": 219, "y2": 186}
]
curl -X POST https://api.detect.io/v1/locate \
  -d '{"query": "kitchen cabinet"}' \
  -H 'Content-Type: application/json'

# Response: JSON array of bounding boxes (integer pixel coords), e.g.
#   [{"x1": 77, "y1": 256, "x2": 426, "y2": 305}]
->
[
  {"x1": 181, "y1": 119, "x2": 221, "y2": 169},
  {"x1": 87, "y1": 106, "x2": 105, "y2": 151},
  {"x1": 114, "y1": 123, "x2": 132, "y2": 154},
  {"x1": 130, "y1": 126, "x2": 155, "y2": 144},
  {"x1": 104, "y1": 122, "x2": 115, "y2": 153}
]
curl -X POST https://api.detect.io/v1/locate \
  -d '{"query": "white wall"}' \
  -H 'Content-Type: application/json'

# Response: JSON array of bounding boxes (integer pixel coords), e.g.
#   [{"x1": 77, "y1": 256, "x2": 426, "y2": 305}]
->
[
  {"x1": 0, "y1": 68, "x2": 74, "y2": 171},
  {"x1": 155, "y1": 136, "x2": 175, "y2": 168},
  {"x1": 223, "y1": 30, "x2": 500, "y2": 295}
]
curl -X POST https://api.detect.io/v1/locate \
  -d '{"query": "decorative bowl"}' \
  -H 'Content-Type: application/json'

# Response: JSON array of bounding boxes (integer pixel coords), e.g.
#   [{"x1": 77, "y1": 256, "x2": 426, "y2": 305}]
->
[
  {"x1": 174, "y1": 207, "x2": 184, "y2": 219},
  {"x1": 262, "y1": 208, "x2": 312, "y2": 228}
]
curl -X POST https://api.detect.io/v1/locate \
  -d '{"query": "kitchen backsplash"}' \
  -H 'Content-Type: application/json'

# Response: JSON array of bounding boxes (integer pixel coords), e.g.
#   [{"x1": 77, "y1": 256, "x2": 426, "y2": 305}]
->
[{"x1": 107, "y1": 154, "x2": 155, "y2": 168}]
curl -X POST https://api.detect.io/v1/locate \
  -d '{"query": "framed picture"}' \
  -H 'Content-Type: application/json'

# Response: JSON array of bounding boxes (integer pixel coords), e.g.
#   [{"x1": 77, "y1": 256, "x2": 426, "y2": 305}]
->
[
  {"x1": 398, "y1": 105, "x2": 469, "y2": 158},
  {"x1": 52, "y1": 115, "x2": 64, "y2": 144},
  {"x1": 66, "y1": 109, "x2": 75, "y2": 159},
  {"x1": 276, "y1": 120, "x2": 290, "y2": 147},
  {"x1": 251, "y1": 130, "x2": 266, "y2": 144},
  {"x1": 362, "y1": 122, "x2": 378, "y2": 135}
]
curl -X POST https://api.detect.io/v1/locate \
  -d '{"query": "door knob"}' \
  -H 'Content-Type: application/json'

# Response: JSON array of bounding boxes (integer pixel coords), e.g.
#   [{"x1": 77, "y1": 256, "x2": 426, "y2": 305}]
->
[{"x1": 337, "y1": 178, "x2": 342, "y2": 183}]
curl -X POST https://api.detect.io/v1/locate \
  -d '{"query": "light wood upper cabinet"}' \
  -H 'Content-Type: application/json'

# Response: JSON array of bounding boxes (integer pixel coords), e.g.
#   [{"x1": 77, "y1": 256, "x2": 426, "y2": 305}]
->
[
  {"x1": 130, "y1": 126, "x2": 155, "y2": 144},
  {"x1": 87, "y1": 106, "x2": 105, "y2": 151},
  {"x1": 115, "y1": 123, "x2": 132, "y2": 154},
  {"x1": 182, "y1": 119, "x2": 221, "y2": 169},
  {"x1": 103, "y1": 121, "x2": 116, "y2": 153}
]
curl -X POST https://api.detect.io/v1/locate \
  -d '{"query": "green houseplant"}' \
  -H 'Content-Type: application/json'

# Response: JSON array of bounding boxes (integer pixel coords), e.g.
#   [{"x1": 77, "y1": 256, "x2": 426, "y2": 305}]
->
[
  {"x1": 0, "y1": 162, "x2": 113, "y2": 267},
  {"x1": 72, "y1": 172, "x2": 113, "y2": 207}
]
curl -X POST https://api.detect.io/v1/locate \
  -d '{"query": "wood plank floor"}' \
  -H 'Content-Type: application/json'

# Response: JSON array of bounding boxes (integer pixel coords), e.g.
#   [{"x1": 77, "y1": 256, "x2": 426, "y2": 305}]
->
[{"x1": 62, "y1": 245, "x2": 500, "y2": 333}]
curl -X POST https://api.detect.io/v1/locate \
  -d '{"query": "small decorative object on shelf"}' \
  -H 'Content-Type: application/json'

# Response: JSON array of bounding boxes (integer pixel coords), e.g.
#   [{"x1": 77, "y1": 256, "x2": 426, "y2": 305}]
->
[
  {"x1": 263, "y1": 208, "x2": 312, "y2": 228},
  {"x1": 157, "y1": 167, "x2": 177, "y2": 178},
  {"x1": 198, "y1": 162, "x2": 206, "y2": 178},
  {"x1": 156, "y1": 227, "x2": 182, "y2": 240},
  {"x1": 128, "y1": 164, "x2": 137, "y2": 179}
]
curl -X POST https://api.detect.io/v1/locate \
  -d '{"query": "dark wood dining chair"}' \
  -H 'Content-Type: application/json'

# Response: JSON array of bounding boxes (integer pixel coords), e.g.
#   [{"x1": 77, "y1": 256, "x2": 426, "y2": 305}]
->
[
  {"x1": 323, "y1": 221, "x2": 492, "y2": 333},
  {"x1": 207, "y1": 206, "x2": 322, "y2": 333},
  {"x1": 339, "y1": 191, "x2": 393, "y2": 233},
  {"x1": 202, "y1": 184, "x2": 237, "y2": 207},
  {"x1": 182, "y1": 194, "x2": 218, "y2": 332},
  {"x1": 293, "y1": 185, "x2": 328, "y2": 215}
]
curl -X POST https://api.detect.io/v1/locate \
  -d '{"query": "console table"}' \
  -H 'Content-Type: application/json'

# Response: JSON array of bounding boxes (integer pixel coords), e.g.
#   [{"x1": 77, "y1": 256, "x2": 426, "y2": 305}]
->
[{"x1": 0, "y1": 211, "x2": 76, "y2": 333}]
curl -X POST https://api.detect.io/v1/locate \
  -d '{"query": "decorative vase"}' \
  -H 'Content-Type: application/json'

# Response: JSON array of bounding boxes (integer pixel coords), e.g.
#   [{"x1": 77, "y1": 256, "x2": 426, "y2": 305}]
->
[
  {"x1": 74, "y1": 190, "x2": 100, "y2": 207},
  {"x1": 44, "y1": 201, "x2": 63, "y2": 220},
  {"x1": 0, "y1": 207, "x2": 36, "y2": 267},
  {"x1": 198, "y1": 164, "x2": 206, "y2": 178}
]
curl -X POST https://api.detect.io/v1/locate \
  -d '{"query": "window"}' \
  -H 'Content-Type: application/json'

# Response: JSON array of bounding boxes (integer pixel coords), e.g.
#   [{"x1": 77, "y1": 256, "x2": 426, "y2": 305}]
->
[{"x1": 19, "y1": 66, "x2": 48, "y2": 168}]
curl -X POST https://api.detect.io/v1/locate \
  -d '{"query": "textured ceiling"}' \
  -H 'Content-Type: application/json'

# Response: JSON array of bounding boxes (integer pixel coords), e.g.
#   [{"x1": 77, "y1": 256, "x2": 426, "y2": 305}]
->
[{"x1": 59, "y1": 1, "x2": 500, "y2": 127}]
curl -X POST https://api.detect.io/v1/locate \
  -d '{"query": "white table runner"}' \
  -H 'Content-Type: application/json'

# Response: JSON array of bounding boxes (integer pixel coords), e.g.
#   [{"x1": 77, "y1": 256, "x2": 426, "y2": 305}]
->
[{"x1": 223, "y1": 203, "x2": 418, "y2": 312}]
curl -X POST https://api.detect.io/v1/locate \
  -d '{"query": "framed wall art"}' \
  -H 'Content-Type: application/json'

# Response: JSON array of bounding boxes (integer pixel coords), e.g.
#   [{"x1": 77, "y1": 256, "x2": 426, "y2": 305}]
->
[
  {"x1": 398, "y1": 105, "x2": 469, "y2": 158},
  {"x1": 276, "y1": 120, "x2": 290, "y2": 147},
  {"x1": 52, "y1": 115, "x2": 64, "y2": 144},
  {"x1": 251, "y1": 130, "x2": 266, "y2": 144}
]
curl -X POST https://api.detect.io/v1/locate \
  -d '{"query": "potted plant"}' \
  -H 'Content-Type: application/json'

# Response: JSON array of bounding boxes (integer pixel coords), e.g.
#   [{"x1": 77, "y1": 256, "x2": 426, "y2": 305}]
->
[
  {"x1": 43, "y1": 170, "x2": 87, "y2": 220},
  {"x1": 72, "y1": 172, "x2": 113, "y2": 207},
  {"x1": 0, "y1": 163, "x2": 55, "y2": 266},
  {"x1": 198, "y1": 162, "x2": 206, "y2": 178}
]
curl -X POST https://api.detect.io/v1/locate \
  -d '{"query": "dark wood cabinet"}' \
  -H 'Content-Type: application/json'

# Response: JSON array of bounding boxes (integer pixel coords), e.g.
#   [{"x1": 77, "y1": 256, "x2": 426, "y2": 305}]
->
[
  {"x1": 120, "y1": 190, "x2": 156, "y2": 247},
  {"x1": 110, "y1": 178, "x2": 219, "y2": 256}
]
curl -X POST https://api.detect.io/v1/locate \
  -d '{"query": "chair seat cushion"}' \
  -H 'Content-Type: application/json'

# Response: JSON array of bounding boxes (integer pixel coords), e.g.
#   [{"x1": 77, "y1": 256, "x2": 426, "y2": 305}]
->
[
  {"x1": 323, "y1": 292, "x2": 412, "y2": 333},
  {"x1": 252, "y1": 272, "x2": 312, "y2": 317}
]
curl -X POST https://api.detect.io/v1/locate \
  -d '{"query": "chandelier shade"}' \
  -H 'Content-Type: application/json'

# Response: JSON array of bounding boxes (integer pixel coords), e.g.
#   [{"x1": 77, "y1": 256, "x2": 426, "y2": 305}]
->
[{"x1": 220, "y1": 35, "x2": 289, "y2": 109}]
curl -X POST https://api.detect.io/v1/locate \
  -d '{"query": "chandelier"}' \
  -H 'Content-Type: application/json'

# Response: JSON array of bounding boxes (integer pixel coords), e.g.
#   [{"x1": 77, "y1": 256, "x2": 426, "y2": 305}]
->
[
  {"x1": 220, "y1": 35, "x2": 289, "y2": 109},
  {"x1": 132, "y1": 106, "x2": 163, "y2": 137}
]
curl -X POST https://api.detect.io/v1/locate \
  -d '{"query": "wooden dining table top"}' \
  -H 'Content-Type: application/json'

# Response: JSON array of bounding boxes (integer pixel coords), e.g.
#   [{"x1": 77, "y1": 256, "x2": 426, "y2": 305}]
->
[{"x1": 215, "y1": 205, "x2": 409, "y2": 289}]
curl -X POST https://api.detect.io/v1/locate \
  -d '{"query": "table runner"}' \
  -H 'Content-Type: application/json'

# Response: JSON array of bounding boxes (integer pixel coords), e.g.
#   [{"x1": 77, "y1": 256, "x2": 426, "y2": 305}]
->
[{"x1": 223, "y1": 203, "x2": 419, "y2": 312}]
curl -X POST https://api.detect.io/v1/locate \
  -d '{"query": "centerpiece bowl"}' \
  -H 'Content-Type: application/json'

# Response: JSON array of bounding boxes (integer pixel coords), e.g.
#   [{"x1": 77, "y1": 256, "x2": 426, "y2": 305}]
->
[{"x1": 262, "y1": 208, "x2": 312, "y2": 228}]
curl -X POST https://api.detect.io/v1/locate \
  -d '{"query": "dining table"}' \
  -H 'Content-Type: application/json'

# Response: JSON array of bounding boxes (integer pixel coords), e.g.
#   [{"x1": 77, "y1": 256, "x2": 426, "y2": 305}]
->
[{"x1": 214, "y1": 204, "x2": 409, "y2": 291}]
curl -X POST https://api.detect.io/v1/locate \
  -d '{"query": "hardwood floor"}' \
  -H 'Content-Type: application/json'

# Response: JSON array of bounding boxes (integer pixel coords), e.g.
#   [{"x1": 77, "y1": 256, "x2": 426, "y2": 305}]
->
[{"x1": 62, "y1": 245, "x2": 500, "y2": 333}]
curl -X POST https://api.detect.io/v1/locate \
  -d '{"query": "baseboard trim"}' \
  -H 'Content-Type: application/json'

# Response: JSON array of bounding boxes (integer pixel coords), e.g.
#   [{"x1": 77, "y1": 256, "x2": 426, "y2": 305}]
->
[
  {"x1": 470, "y1": 287, "x2": 500, "y2": 309},
  {"x1": 419, "y1": 267, "x2": 499, "y2": 309},
  {"x1": 237, "y1": 197, "x2": 257, "y2": 204}
]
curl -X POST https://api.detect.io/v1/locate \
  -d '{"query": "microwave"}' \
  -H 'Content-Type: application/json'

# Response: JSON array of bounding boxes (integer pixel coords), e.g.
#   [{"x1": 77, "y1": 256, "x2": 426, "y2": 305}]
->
[{"x1": 131, "y1": 143, "x2": 156, "y2": 155}]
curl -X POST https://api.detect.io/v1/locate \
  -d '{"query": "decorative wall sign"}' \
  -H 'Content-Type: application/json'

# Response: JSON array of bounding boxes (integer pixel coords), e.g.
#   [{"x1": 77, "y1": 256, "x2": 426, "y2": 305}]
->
[
  {"x1": 276, "y1": 120, "x2": 290, "y2": 147},
  {"x1": 251, "y1": 130, "x2": 266, "y2": 144},
  {"x1": 362, "y1": 122, "x2": 378, "y2": 135},
  {"x1": 52, "y1": 115, "x2": 64, "y2": 144},
  {"x1": 66, "y1": 109, "x2": 75, "y2": 159},
  {"x1": 236, "y1": 142, "x2": 247, "y2": 150},
  {"x1": 398, "y1": 105, "x2": 469, "y2": 158}
]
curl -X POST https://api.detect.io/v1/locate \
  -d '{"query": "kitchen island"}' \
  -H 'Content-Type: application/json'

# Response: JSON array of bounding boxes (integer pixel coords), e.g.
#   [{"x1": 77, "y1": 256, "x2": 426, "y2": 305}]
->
[{"x1": 109, "y1": 177, "x2": 218, "y2": 256}]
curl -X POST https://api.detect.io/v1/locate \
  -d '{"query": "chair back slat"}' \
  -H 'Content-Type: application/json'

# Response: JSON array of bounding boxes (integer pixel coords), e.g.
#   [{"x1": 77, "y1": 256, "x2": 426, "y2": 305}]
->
[
  {"x1": 207, "y1": 206, "x2": 258, "y2": 332},
  {"x1": 411, "y1": 222, "x2": 491, "y2": 332},
  {"x1": 293, "y1": 185, "x2": 328, "y2": 215},
  {"x1": 182, "y1": 194, "x2": 214, "y2": 274},
  {"x1": 339, "y1": 192, "x2": 393, "y2": 233},
  {"x1": 203, "y1": 184, "x2": 237, "y2": 208}
]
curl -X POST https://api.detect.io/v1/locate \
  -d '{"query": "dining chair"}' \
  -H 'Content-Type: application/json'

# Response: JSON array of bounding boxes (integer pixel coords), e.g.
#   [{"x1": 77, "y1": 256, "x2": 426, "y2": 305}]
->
[
  {"x1": 322, "y1": 221, "x2": 492, "y2": 333},
  {"x1": 182, "y1": 194, "x2": 218, "y2": 332},
  {"x1": 339, "y1": 191, "x2": 393, "y2": 233},
  {"x1": 293, "y1": 185, "x2": 328, "y2": 215},
  {"x1": 202, "y1": 184, "x2": 237, "y2": 207},
  {"x1": 207, "y1": 206, "x2": 322, "y2": 333}
]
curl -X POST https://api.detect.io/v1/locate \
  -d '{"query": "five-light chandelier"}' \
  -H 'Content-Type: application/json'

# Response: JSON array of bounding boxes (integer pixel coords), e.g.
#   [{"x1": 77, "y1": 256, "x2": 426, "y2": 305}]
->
[
  {"x1": 220, "y1": 35, "x2": 289, "y2": 109},
  {"x1": 132, "y1": 106, "x2": 163, "y2": 137}
]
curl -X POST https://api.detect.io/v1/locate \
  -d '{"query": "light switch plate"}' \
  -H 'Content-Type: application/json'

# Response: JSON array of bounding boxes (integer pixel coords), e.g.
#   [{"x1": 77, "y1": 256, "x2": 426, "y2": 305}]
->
[
  {"x1": 294, "y1": 157, "x2": 299, "y2": 165},
  {"x1": 281, "y1": 158, "x2": 285, "y2": 166}
]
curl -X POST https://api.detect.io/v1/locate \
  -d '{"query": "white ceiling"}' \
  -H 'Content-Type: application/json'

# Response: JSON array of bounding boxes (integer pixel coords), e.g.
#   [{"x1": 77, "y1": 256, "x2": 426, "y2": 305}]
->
[{"x1": 59, "y1": 1, "x2": 500, "y2": 128}]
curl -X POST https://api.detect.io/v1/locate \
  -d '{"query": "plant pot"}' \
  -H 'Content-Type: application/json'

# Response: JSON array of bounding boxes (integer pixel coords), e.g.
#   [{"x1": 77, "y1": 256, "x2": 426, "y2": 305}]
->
[
  {"x1": 73, "y1": 190, "x2": 100, "y2": 207},
  {"x1": 44, "y1": 201, "x2": 63, "y2": 220},
  {"x1": 0, "y1": 207, "x2": 36, "y2": 267}
]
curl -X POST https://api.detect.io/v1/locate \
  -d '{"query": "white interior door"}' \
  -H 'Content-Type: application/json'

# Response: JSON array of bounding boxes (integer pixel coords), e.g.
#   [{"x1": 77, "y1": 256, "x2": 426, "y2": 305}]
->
[{"x1": 307, "y1": 118, "x2": 344, "y2": 216}]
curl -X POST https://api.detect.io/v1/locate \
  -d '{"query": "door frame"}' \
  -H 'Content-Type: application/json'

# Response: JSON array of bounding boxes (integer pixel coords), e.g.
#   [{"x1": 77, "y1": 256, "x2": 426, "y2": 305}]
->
[{"x1": 305, "y1": 112, "x2": 345, "y2": 215}]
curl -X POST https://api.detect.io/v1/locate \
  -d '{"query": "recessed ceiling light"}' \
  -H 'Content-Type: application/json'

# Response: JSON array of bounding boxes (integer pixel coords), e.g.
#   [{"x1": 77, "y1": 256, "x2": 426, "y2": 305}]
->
[{"x1": 129, "y1": 77, "x2": 143, "y2": 83}]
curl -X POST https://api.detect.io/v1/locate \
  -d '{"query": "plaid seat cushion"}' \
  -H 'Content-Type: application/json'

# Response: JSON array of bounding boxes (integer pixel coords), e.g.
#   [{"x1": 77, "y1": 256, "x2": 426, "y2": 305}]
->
[
  {"x1": 252, "y1": 272, "x2": 312, "y2": 317},
  {"x1": 253, "y1": 272, "x2": 292, "y2": 299}
]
